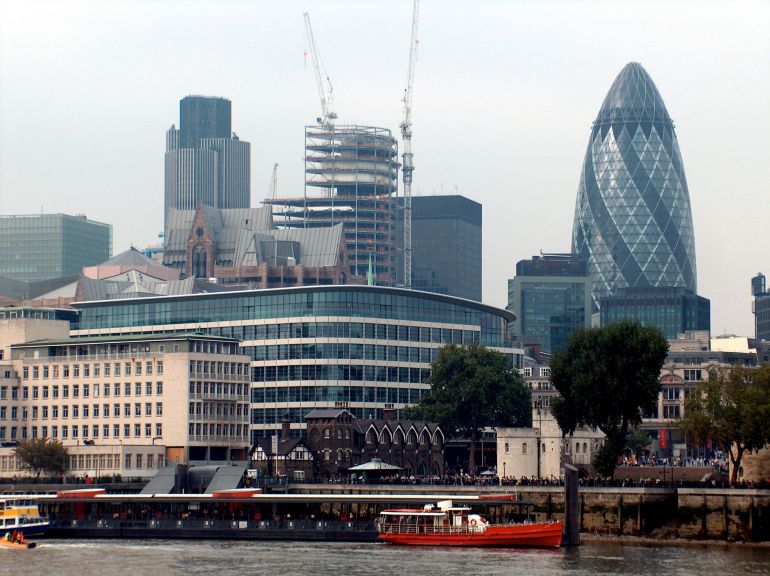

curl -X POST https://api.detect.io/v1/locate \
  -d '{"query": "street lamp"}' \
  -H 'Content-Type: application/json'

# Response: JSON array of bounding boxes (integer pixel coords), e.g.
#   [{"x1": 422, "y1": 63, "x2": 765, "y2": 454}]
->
[{"x1": 534, "y1": 398, "x2": 543, "y2": 483}]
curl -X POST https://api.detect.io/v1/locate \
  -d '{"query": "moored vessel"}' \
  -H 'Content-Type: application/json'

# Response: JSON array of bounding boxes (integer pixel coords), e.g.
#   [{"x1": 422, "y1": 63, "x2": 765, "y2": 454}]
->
[
  {"x1": 0, "y1": 496, "x2": 50, "y2": 538},
  {"x1": 376, "y1": 500, "x2": 562, "y2": 548}
]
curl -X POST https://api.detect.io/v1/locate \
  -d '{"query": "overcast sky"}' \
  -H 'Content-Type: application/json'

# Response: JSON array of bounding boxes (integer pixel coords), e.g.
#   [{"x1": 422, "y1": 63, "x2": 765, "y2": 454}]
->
[{"x1": 1, "y1": 0, "x2": 768, "y2": 336}]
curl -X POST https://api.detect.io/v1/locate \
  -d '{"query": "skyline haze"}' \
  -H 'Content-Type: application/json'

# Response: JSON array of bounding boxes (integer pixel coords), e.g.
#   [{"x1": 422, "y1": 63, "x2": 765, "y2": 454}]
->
[{"x1": 1, "y1": 0, "x2": 768, "y2": 336}]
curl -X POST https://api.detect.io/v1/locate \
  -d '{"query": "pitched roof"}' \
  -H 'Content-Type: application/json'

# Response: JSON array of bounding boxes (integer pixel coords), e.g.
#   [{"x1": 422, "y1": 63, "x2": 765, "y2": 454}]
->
[
  {"x1": 251, "y1": 437, "x2": 309, "y2": 457},
  {"x1": 98, "y1": 247, "x2": 164, "y2": 269},
  {"x1": 304, "y1": 408, "x2": 353, "y2": 420}
]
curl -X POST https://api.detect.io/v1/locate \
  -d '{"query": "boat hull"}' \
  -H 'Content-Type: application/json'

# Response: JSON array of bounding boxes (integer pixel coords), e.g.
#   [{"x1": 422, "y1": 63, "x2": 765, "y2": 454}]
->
[
  {"x1": 1, "y1": 522, "x2": 50, "y2": 538},
  {"x1": 0, "y1": 539, "x2": 37, "y2": 549},
  {"x1": 378, "y1": 521, "x2": 563, "y2": 548}
]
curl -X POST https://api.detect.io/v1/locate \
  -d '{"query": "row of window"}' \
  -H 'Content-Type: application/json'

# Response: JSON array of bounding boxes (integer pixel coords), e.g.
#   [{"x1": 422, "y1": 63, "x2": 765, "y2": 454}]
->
[
  {"x1": 22, "y1": 361, "x2": 163, "y2": 380},
  {"x1": 187, "y1": 381, "x2": 249, "y2": 398},
  {"x1": 68, "y1": 452, "x2": 165, "y2": 471},
  {"x1": 188, "y1": 361, "x2": 249, "y2": 377},
  {"x1": 0, "y1": 402, "x2": 163, "y2": 420},
  {"x1": 187, "y1": 422, "x2": 247, "y2": 438},
  {"x1": 0, "y1": 422, "x2": 163, "y2": 441},
  {"x1": 248, "y1": 343, "x2": 440, "y2": 363},
  {"x1": 188, "y1": 401, "x2": 248, "y2": 418},
  {"x1": 75, "y1": 290, "x2": 510, "y2": 349},
  {"x1": 251, "y1": 385, "x2": 424, "y2": 407},
  {"x1": 6, "y1": 381, "x2": 164, "y2": 401},
  {"x1": 251, "y1": 365, "x2": 431, "y2": 384},
  {"x1": 237, "y1": 321, "x2": 480, "y2": 345}
]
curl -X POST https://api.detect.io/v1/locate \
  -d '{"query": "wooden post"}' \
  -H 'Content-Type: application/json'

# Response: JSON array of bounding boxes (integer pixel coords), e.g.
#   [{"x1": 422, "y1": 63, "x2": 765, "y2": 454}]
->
[
  {"x1": 723, "y1": 495, "x2": 729, "y2": 539},
  {"x1": 563, "y1": 464, "x2": 580, "y2": 546}
]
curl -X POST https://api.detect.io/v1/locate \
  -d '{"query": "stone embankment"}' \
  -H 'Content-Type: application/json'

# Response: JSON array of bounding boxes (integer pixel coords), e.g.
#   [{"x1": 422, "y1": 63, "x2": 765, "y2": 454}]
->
[{"x1": 292, "y1": 484, "x2": 770, "y2": 542}]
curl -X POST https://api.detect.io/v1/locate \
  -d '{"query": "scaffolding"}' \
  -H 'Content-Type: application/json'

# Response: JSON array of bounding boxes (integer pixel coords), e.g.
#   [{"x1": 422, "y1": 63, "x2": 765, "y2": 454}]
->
[{"x1": 266, "y1": 125, "x2": 399, "y2": 284}]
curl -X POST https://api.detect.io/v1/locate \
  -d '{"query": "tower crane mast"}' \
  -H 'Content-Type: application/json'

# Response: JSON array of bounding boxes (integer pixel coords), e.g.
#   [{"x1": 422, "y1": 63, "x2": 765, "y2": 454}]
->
[
  {"x1": 401, "y1": 0, "x2": 419, "y2": 289},
  {"x1": 269, "y1": 163, "x2": 279, "y2": 200},
  {"x1": 303, "y1": 12, "x2": 337, "y2": 128}
]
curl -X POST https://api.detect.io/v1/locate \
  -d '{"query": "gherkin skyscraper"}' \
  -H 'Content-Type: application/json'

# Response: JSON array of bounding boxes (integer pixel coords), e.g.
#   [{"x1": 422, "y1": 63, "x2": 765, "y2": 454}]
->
[{"x1": 572, "y1": 62, "x2": 697, "y2": 311}]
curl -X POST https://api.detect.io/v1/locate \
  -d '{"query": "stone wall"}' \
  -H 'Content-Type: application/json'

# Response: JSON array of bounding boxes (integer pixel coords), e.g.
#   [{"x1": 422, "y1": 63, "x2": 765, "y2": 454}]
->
[
  {"x1": 676, "y1": 489, "x2": 770, "y2": 541},
  {"x1": 290, "y1": 483, "x2": 770, "y2": 541}
]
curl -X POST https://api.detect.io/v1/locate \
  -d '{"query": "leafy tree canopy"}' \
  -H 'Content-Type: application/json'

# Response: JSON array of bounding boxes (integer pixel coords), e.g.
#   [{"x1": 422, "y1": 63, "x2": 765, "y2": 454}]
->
[
  {"x1": 14, "y1": 437, "x2": 69, "y2": 479},
  {"x1": 626, "y1": 426, "x2": 652, "y2": 454},
  {"x1": 408, "y1": 343, "x2": 531, "y2": 472},
  {"x1": 680, "y1": 366, "x2": 770, "y2": 484},
  {"x1": 550, "y1": 320, "x2": 668, "y2": 477}
]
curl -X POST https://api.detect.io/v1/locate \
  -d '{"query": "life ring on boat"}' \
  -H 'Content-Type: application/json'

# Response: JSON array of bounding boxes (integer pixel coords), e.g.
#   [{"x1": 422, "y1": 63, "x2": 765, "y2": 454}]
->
[{"x1": 470, "y1": 519, "x2": 478, "y2": 526}]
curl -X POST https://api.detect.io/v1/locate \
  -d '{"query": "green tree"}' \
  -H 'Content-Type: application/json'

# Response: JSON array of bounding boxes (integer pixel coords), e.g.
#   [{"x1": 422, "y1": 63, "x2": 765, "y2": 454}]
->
[
  {"x1": 680, "y1": 366, "x2": 770, "y2": 485},
  {"x1": 14, "y1": 438, "x2": 69, "y2": 479},
  {"x1": 408, "y1": 343, "x2": 531, "y2": 473},
  {"x1": 626, "y1": 425, "x2": 652, "y2": 460},
  {"x1": 550, "y1": 320, "x2": 668, "y2": 478}
]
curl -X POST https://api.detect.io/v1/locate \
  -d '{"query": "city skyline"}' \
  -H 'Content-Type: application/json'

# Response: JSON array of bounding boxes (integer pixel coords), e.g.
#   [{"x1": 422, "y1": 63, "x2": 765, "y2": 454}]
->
[{"x1": 1, "y1": 0, "x2": 768, "y2": 336}]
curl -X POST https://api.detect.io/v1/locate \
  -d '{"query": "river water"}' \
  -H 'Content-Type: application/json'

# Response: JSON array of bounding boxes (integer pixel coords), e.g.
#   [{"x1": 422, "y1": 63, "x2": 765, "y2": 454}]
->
[{"x1": 4, "y1": 539, "x2": 768, "y2": 576}]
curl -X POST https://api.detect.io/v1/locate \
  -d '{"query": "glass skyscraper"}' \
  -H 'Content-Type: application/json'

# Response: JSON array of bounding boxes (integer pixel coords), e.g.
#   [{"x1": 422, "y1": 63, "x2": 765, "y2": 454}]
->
[
  {"x1": 507, "y1": 254, "x2": 591, "y2": 353},
  {"x1": 407, "y1": 195, "x2": 482, "y2": 302},
  {"x1": 164, "y1": 96, "x2": 251, "y2": 231},
  {"x1": 572, "y1": 62, "x2": 697, "y2": 311},
  {"x1": 600, "y1": 286, "x2": 710, "y2": 340},
  {"x1": 0, "y1": 214, "x2": 112, "y2": 281}
]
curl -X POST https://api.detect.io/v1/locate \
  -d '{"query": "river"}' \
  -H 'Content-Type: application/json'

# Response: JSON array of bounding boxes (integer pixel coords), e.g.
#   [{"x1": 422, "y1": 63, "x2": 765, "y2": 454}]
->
[{"x1": 4, "y1": 539, "x2": 768, "y2": 575}]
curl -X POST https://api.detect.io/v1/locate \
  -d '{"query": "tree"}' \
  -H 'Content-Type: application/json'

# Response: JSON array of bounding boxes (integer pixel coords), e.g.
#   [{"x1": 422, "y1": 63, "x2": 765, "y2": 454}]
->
[
  {"x1": 626, "y1": 426, "x2": 652, "y2": 460},
  {"x1": 680, "y1": 366, "x2": 770, "y2": 485},
  {"x1": 550, "y1": 320, "x2": 668, "y2": 478},
  {"x1": 408, "y1": 343, "x2": 531, "y2": 473},
  {"x1": 14, "y1": 438, "x2": 69, "y2": 479}
]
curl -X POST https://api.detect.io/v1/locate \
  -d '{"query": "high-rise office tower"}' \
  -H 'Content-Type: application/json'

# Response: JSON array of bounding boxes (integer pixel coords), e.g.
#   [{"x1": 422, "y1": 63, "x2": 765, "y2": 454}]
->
[
  {"x1": 164, "y1": 96, "x2": 250, "y2": 230},
  {"x1": 179, "y1": 96, "x2": 231, "y2": 148},
  {"x1": 753, "y1": 273, "x2": 770, "y2": 341},
  {"x1": 266, "y1": 125, "x2": 399, "y2": 284},
  {"x1": 572, "y1": 63, "x2": 697, "y2": 312},
  {"x1": 408, "y1": 195, "x2": 482, "y2": 301},
  {"x1": 507, "y1": 254, "x2": 591, "y2": 353},
  {"x1": 0, "y1": 214, "x2": 112, "y2": 281}
]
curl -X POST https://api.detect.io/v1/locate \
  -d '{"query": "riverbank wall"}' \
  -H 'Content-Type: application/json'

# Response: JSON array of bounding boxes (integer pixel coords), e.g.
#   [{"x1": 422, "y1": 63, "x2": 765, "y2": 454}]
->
[
  {"x1": 289, "y1": 484, "x2": 770, "y2": 542},
  {"x1": 6, "y1": 482, "x2": 770, "y2": 542}
]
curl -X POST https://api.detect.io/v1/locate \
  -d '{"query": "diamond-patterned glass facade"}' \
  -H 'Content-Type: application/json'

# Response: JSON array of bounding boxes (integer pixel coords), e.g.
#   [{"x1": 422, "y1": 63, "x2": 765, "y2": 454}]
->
[{"x1": 572, "y1": 62, "x2": 697, "y2": 311}]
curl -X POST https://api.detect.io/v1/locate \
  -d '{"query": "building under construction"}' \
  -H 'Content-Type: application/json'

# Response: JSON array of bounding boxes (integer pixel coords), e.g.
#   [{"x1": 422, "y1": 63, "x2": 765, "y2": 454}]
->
[{"x1": 265, "y1": 125, "x2": 399, "y2": 285}]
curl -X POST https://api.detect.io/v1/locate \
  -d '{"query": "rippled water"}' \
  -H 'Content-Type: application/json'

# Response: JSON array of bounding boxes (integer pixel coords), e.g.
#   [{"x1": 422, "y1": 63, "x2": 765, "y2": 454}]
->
[{"x1": 2, "y1": 539, "x2": 768, "y2": 576}]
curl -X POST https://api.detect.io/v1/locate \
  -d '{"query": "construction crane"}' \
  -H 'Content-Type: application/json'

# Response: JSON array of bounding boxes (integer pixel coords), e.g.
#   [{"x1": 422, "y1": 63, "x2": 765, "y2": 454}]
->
[
  {"x1": 401, "y1": 0, "x2": 419, "y2": 289},
  {"x1": 303, "y1": 12, "x2": 337, "y2": 128},
  {"x1": 269, "y1": 163, "x2": 279, "y2": 200}
]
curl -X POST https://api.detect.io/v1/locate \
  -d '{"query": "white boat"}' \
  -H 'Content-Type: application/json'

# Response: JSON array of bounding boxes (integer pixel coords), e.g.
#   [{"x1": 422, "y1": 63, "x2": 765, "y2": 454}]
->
[{"x1": 0, "y1": 497, "x2": 50, "y2": 537}]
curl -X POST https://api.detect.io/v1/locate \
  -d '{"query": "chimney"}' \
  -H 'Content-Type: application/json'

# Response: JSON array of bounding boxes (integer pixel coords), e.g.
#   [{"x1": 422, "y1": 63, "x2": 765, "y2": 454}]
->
[
  {"x1": 281, "y1": 413, "x2": 291, "y2": 440},
  {"x1": 383, "y1": 408, "x2": 397, "y2": 421}
]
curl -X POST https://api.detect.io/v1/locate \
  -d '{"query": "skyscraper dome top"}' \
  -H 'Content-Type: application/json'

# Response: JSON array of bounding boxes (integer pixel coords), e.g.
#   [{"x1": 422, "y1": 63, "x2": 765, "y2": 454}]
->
[
  {"x1": 594, "y1": 62, "x2": 672, "y2": 129},
  {"x1": 572, "y1": 62, "x2": 697, "y2": 311}
]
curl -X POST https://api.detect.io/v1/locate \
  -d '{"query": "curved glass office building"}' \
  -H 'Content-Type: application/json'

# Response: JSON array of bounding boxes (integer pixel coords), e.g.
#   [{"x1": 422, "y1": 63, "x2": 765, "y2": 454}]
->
[
  {"x1": 572, "y1": 62, "x2": 697, "y2": 310},
  {"x1": 72, "y1": 286, "x2": 520, "y2": 439}
]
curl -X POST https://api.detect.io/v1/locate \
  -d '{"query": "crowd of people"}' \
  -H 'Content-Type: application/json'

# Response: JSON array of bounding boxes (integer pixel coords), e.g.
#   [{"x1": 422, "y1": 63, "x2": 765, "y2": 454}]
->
[{"x1": 2, "y1": 530, "x2": 25, "y2": 545}]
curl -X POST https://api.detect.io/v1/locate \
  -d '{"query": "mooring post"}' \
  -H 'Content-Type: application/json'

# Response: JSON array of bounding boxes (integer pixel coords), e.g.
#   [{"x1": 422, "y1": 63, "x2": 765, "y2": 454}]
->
[{"x1": 563, "y1": 464, "x2": 580, "y2": 546}]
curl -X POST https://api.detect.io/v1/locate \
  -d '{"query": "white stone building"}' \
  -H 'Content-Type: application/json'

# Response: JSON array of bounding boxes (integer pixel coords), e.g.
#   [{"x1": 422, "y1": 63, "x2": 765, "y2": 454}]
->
[
  {"x1": 497, "y1": 407, "x2": 604, "y2": 480},
  {"x1": 0, "y1": 310, "x2": 250, "y2": 479}
]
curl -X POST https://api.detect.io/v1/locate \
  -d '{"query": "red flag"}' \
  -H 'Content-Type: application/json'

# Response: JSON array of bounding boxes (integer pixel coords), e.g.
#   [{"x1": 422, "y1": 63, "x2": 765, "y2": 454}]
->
[{"x1": 659, "y1": 429, "x2": 668, "y2": 449}]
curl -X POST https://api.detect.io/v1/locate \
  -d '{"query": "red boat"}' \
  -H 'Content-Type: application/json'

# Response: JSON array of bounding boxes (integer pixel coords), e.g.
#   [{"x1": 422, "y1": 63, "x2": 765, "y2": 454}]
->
[{"x1": 376, "y1": 500, "x2": 562, "y2": 548}]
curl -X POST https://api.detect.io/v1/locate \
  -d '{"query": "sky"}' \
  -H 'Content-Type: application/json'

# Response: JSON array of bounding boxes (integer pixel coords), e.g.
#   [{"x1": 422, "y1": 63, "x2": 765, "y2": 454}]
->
[{"x1": 1, "y1": 0, "x2": 768, "y2": 337}]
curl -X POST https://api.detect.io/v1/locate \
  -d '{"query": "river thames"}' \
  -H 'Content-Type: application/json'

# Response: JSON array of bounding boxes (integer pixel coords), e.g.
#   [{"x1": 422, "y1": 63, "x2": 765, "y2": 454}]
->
[{"x1": 4, "y1": 540, "x2": 769, "y2": 576}]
